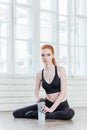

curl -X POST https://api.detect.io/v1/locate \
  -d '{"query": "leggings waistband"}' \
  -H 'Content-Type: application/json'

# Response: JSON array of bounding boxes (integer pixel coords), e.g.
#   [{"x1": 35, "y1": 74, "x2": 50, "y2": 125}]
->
[
  {"x1": 45, "y1": 98, "x2": 67, "y2": 104},
  {"x1": 45, "y1": 98, "x2": 69, "y2": 111}
]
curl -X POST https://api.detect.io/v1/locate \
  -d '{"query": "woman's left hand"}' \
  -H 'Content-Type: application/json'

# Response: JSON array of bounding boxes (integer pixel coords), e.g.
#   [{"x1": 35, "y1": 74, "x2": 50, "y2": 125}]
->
[{"x1": 42, "y1": 106, "x2": 53, "y2": 113}]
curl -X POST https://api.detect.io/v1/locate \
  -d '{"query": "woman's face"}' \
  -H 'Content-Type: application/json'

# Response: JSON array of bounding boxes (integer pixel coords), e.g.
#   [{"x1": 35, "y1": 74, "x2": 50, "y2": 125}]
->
[{"x1": 41, "y1": 48, "x2": 54, "y2": 65}]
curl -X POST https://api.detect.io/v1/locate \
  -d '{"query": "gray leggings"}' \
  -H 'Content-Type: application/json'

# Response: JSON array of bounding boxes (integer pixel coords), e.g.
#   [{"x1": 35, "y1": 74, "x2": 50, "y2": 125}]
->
[{"x1": 13, "y1": 99, "x2": 75, "y2": 120}]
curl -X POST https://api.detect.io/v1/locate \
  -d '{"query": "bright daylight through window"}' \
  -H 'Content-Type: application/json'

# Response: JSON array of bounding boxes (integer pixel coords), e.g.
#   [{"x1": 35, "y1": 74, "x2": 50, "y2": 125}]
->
[{"x1": 0, "y1": 0, "x2": 87, "y2": 77}]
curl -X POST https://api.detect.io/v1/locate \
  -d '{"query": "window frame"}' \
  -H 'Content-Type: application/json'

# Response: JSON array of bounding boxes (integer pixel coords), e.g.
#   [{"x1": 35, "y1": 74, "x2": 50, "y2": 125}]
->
[{"x1": 0, "y1": 0, "x2": 87, "y2": 79}]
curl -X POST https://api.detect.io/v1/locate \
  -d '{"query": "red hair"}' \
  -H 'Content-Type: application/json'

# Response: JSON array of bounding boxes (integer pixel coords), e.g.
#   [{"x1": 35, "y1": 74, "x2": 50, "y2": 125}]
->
[{"x1": 41, "y1": 44, "x2": 57, "y2": 65}]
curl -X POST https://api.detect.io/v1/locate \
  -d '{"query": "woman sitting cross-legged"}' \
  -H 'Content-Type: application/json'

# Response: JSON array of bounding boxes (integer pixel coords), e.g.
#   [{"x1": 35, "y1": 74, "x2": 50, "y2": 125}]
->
[{"x1": 13, "y1": 44, "x2": 75, "y2": 120}]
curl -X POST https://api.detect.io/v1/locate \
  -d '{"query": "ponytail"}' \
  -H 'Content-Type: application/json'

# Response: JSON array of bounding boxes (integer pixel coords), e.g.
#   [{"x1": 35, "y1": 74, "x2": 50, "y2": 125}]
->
[{"x1": 52, "y1": 57, "x2": 56, "y2": 65}]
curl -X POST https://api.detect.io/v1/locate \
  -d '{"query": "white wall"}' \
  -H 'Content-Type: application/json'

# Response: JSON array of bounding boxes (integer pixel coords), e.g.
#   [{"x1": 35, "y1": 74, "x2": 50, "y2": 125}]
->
[{"x1": 0, "y1": 76, "x2": 87, "y2": 111}]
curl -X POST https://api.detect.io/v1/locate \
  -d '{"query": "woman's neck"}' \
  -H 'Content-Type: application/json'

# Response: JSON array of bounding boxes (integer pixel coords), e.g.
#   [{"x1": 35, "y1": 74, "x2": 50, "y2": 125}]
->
[{"x1": 44, "y1": 64, "x2": 55, "y2": 71}]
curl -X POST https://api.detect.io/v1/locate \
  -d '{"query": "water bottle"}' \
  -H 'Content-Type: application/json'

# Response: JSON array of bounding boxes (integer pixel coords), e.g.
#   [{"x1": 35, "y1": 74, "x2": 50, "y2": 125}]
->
[{"x1": 38, "y1": 98, "x2": 45, "y2": 120}]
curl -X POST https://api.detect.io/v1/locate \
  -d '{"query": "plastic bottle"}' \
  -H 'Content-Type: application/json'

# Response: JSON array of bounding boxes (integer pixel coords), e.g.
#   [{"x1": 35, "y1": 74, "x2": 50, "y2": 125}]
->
[{"x1": 38, "y1": 98, "x2": 45, "y2": 120}]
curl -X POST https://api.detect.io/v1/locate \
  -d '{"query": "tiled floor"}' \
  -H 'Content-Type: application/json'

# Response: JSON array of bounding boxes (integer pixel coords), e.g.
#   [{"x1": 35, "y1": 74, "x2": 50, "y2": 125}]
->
[{"x1": 0, "y1": 108, "x2": 87, "y2": 130}]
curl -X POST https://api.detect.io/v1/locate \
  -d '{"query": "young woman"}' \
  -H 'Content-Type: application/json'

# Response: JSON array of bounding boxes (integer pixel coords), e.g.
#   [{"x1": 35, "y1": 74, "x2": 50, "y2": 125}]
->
[{"x1": 13, "y1": 44, "x2": 75, "y2": 120}]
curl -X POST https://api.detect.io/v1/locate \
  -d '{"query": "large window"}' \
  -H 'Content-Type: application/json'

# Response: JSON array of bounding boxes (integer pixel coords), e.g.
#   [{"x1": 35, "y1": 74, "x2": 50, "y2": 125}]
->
[
  {"x1": 0, "y1": 0, "x2": 87, "y2": 78},
  {"x1": 0, "y1": 0, "x2": 34, "y2": 75},
  {"x1": 75, "y1": 0, "x2": 87, "y2": 77},
  {"x1": 58, "y1": 0, "x2": 68, "y2": 74},
  {"x1": 0, "y1": 0, "x2": 11, "y2": 73},
  {"x1": 15, "y1": 0, "x2": 33, "y2": 74},
  {"x1": 58, "y1": 0, "x2": 87, "y2": 77},
  {"x1": 40, "y1": 0, "x2": 58, "y2": 68}
]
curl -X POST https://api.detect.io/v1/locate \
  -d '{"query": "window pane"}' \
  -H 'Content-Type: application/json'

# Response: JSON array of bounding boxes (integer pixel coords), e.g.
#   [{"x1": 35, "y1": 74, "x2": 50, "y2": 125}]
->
[
  {"x1": 15, "y1": 40, "x2": 32, "y2": 74},
  {"x1": 59, "y1": 45, "x2": 68, "y2": 73},
  {"x1": 16, "y1": 0, "x2": 33, "y2": 6},
  {"x1": 70, "y1": 46, "x2": 87, "y2": 77},
  {"x1": 0, "y1": 39, "x2": 7, "y2": 73},
  {"x1": 0, "y1": 1, "x2": 11, "y2": 74},
  {"x1": 0, "y1": 0, "x2": 10, "y2": 3},
  {"x1": 71, "y1": 47, "x2": 75, "y2": 76},
  {"x1": 0, "y1": 4, "x2": 9, "y2": 22},
  {"x1": 76, "y1": 18, "x2": 87, "y2": 46},
  {"x1": 76, "y1": 0, "x2": 87, "y2": 16},
  {"x1": 40, "y1": 11, "x2": 57, "y2": 42},
  {"x1": 71, "y1": 22, "x2": 75, "y2": 46},
  {"x1": 0, "y1": 3, "x2": 10, "y2": 37},
  {"x1": 59, "y1": 0, "x2": 68, "y2": 15},
  {"x1": 15, "y1": 2, "x2": 33, "y2": 74},
  {"x1": 76, "y1": 47, "x2": 87, "y2": 77},
  {"x1": 15, "y1": 7, "x2": 33, "y2": 40},
  {"x1": 59, "y1": 16, "x2": 68, "y2": 45},
  {"x1": 40, "y1": 0, "x2": 57, "y2": 12}
]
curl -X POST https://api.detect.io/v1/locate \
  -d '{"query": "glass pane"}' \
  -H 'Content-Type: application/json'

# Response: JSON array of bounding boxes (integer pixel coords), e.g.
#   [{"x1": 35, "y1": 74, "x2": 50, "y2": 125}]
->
[
  {"x1": 1, "y1": 23, "x2": 8, "y2": 37},
  {"x1": 59, "y1": 0, "x2": 68, "y2": 15},
  {"x1": 76, "y1": 47, "x2": 87, "y2": 77},
  {"x1": 16, "y1": 0, "x2": 33, "y2": 6},
  {"x1": 0, "y1": 0, "x2": 10, "y2": 3},
  {"x1": 59, "y1": 16, "x2": 68, "y2": 44},
  {"x1": 59, "y1": 45, "x2": 68, "y2": 74},
  {"x1": 0, "y1": 4, "x2": 9, "y2": 22},
  {"x1": 40, "y1": 11, "x2": 57, "y2": 42},
  {"x1": 76, "y1": 0, "x2": 87, "y2": 16},
  {"x1": 0, "y1": 3, "x2": 10, "y2": 37},
  {"x1": 40, "y1": 0, "x2": 57, "y2": 12},
  {"x1": 15, "y1": 7, "x2": 33, "y2": 40},
  {"x1": 71, "y1": 22, "x2": 74, "y2": 46},
  {"x1": 71, "y1": 47, "x2": 75, "y2": 76},
  {"x1": 15, "y1": 40, "x2": 32, "y2": 74},
  {"x1": 0, "y1": 39, "x2": 7, "y2": 73},
  {"x1": 0, "y1": 2, "x2": 10, "y2": 74},
  {"x1": 76, "y1": 18, "x2": 87, "y2": 46}
]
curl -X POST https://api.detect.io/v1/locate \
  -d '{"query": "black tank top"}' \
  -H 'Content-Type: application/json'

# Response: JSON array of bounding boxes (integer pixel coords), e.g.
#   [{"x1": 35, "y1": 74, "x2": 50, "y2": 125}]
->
[{"x1": 42, "y1": 65, "x2": 61, "y2": 94}]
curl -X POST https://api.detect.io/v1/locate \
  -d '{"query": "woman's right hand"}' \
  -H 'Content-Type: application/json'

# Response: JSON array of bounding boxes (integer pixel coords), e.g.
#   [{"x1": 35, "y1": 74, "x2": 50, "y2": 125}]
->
[{"x1": 35, "y1": 97, "x2": 41, "y2": 103}]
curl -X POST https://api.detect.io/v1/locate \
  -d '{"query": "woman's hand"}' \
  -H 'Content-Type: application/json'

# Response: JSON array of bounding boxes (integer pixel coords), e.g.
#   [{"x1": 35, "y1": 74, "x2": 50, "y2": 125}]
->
[
  {"x1": 35, "y1": 97, "x2": 41, "y2": 103},
  {"x1": 42, "y1": 106, "x2": 53, "y2": 113}
]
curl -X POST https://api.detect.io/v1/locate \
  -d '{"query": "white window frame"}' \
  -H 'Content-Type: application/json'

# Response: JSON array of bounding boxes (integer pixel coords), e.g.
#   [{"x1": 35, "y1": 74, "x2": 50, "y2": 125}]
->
[{"x1": 0, "y1": 0, "x2": 87, "y2": 79}]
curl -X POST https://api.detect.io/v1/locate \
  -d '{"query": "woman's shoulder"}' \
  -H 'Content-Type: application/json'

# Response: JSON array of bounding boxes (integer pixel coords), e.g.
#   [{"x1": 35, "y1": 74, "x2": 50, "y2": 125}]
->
[
  {"x1": 56, "y1": 65, "x2": 66, "y2": 77},
  {"x1": 56, "y1": 65, "x2": 65, "y2": 71},
  {"x1": 36, "y1": 70, "x2": 42, "y2": 80}
]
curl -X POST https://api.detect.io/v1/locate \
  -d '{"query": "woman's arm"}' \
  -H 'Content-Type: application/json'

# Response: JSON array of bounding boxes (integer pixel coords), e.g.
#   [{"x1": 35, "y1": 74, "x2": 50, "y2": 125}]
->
[
  {"x1": 49, "y1": 67, "x2": 67, "y2": 112},
  {"x1": 34, "y1": 71, "x2": 41, "y2": 103}
]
